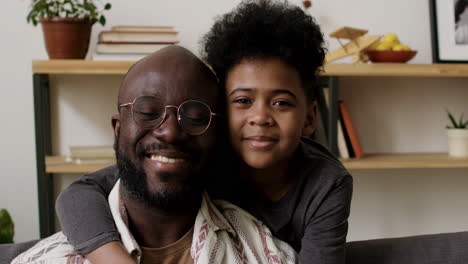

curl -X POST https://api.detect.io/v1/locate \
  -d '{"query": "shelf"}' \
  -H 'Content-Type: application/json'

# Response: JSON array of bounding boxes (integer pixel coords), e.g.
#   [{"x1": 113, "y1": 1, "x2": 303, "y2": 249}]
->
[
  {"x1": 341, "y1": 153, "x2": 468, "y2": 169},
  {"x1": 322, "y1": 63, "x2": 468, "y2": 77},
  {"x1": 45, "y1": 153, "x2": 468, "y2": 173},
  {"x1": 33, "y1": 60, "x2": 468, "y2": 77},
  {"x1": 45, "y1": 156, "x2": 114, "y2": 174},
  {"x1": 33, "y1": 60, "x2": 134, "y2": 75}
]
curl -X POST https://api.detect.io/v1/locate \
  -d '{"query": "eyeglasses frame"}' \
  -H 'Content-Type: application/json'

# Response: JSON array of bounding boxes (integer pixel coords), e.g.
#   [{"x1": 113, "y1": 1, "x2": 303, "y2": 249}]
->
[{"x1": 119, "y1": 96, "x2": 217, "y2": 136}]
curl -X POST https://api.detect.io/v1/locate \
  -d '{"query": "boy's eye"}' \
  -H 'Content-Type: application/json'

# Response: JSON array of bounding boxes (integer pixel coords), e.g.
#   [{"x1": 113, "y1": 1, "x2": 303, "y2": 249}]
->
[
  {"x1": 233, "y1": 98, "x2": 252, "y2": 105},
  {"x1": 272, "y1": 100, "x2": 293, "y2": 107}
]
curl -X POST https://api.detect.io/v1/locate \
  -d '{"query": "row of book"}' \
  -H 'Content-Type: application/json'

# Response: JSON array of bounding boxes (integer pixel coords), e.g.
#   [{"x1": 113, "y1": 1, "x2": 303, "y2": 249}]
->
[
  {"x1": 92, "y1": 25, "x2": 179, "y2": 61},
  {"x1": 315, "y1": 87, "x2": 364, "y2": 159}
]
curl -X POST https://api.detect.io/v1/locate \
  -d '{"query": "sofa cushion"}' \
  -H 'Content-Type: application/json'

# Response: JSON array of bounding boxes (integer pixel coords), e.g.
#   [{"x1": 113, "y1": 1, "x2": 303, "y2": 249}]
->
[
  {"x1": 0, "y1": 240, "x2": 39, "y2": 264},
  {"x1": 346, "y1": 231, "x2": 468, "y2": 264}
]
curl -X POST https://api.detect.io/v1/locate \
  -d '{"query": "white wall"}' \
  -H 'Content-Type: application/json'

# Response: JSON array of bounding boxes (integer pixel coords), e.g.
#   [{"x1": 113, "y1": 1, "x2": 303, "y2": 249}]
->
[{"x1": 1, "y1": 0, "x2": 467, "y2": 243}]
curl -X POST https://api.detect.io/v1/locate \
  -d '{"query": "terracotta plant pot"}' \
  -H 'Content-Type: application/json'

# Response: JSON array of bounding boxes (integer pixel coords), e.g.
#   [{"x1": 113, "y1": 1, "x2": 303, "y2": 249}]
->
[{"x1": 40, "y1": 18, "x2": 92, "y2": 59}]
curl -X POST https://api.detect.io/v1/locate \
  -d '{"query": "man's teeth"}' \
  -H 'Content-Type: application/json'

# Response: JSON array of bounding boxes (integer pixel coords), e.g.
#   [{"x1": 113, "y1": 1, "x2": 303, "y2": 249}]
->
[{"x1": 149, "y1": 155, "x2": 185, "y2": 164}]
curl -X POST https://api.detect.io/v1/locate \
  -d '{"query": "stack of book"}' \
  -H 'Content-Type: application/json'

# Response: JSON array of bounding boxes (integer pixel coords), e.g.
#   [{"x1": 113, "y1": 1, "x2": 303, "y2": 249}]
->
[
  {"x1": 92, "y1": 25, "x2": 179, "y2": 61},
  {"x1": 69, "y1": 145, "x2": 115, "y2": 164},
  {"x1": 319, "y1": 87, "x2": 364, "y2": 159}
]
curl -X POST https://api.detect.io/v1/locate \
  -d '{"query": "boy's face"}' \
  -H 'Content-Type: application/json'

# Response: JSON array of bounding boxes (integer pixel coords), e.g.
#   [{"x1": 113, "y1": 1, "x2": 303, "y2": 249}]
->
[{"x1": 225, "y1": 58, "x2": 316, "y2": 169}]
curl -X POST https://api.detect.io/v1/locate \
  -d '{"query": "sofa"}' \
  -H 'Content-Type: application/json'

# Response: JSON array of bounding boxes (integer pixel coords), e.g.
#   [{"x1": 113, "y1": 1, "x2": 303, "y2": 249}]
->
[{"x1": 1, "y1": 231, "x2": 467, "y2": 264}]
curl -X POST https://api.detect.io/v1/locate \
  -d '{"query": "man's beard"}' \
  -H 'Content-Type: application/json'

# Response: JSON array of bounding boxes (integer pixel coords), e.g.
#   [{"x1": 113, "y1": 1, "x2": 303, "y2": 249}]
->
[{"x1": 115, "y1": 132, "x2": 204, "y2": 211}]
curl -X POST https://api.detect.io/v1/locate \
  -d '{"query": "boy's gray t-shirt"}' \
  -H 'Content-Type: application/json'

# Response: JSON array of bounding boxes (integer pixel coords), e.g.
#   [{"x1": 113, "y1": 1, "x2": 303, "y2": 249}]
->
[{"x1": 56, "y1": 138, "x2": 352, "y2": 264}]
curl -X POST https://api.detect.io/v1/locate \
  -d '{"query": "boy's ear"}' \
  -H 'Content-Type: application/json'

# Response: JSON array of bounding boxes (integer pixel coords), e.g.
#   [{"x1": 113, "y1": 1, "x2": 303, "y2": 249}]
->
[
  {"x1": 302, "y1": 103, "x2": 317, "y2": 137},
  {"x1": 112, "y1": 114, "x2": 120, "y2": 139}
]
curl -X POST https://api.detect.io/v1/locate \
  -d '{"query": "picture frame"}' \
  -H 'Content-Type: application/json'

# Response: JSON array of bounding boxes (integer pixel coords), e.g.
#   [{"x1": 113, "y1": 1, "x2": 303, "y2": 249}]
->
[{"x1": 430, "y1": 0, "x2": 468, "y2": 63}]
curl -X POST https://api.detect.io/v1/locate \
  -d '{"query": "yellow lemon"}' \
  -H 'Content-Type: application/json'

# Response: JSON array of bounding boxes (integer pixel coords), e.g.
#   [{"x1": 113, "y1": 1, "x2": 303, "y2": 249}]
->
[
  {"x1": 381, "y1": 33, "x2": 400, "y2": 47},
  {"x1": 393, "y1": 44, "x2": 411, "y2": 51},
  {"x1": 402, "y1": 45, "x2": 411, "y2": 51},
  {"x1": 375, "y1": 42, "x2": 392, "y2": 51}
]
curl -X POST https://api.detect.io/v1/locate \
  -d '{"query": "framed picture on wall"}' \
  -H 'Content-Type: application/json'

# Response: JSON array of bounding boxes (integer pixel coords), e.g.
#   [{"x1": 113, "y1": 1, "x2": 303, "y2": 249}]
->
[{"x1": 430, "y1": 0, "x2": 468, "y2": 63}]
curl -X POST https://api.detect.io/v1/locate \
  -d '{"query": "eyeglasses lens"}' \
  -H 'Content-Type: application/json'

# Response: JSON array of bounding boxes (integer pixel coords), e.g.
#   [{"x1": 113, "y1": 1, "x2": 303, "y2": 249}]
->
[
  {"x1": 133, "y1": 96, "x2": 165, "y2": 129},
  {"x1": 133, "y1": 97, "x2": 212, "y2": 135},
  {"x1": 179, "y1": 101, "x2": 212, "y2": 135}
]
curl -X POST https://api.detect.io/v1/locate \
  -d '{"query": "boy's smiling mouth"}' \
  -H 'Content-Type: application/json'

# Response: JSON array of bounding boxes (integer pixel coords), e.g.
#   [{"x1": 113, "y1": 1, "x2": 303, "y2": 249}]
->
[{"x1": 243, "y1": 136, "x2": 279, "y2": 150}]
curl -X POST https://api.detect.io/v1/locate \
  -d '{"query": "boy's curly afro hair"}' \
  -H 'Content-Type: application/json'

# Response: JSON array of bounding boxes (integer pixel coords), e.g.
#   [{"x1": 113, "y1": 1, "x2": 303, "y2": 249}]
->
[{"x1": 201, "y1": 0, "x2": 325, "y2": 103}]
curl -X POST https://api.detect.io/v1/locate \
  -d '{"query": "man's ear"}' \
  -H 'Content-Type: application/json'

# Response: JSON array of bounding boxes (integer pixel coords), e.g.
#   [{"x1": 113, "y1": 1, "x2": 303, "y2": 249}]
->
[
  {"x1": 112, "y1": 114, "x2": 120, "y2": 138},
  {"x1": 302, "y1": 103, "x2": 317, "y2": 137}
]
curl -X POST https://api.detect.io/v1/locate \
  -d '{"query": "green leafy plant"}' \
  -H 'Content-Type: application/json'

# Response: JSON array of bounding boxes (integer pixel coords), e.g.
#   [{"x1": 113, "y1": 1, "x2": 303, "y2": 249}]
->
[
  {"x1": 27, "y1": 0, "x2": 112, "y2": 26},
  {"x1": 447, "y1": 109, "x2": 468, "y2": 129},
  {"x1": 0, "y1": 209, "x2": 14, "y2": 244}
]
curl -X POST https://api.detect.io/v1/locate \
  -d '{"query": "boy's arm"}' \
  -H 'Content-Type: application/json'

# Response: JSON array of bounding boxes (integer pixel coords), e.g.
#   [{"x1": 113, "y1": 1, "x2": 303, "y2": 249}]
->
[
  {"x1": 84, "y1": 241, "x2": 135, "y2": 264},
  {"x1": 299, "y1": 175, "x2": 353, "y2": 264},
  {"x1": 55, "y1": 165, "x2": 121, "y2": 255}
]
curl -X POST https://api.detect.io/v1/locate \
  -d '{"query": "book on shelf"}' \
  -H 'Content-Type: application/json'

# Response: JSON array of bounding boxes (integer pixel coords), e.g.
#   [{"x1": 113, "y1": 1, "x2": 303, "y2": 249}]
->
[
  {"x1": 336, "y1": 119, "x2": 350, "y2": 159},
  {"x1": 45, "y1": 155, "x2": 115, "y2": 166},
  {"x1": 111, "y1": 25, "x2": 175, "y2": 33},
  {"x1": 70, "y1": 145, "x2": 115, "y2": 160},
  {"x1": 338, "y1": 100, "x2": 364, "y2": 158},
  {"x1": 312, "y1": 105, "x2": 328, "y2": 148},
  {"x1": 318, "y1": 86, "x2": 357, "y2": 159},
  {"x1": 92, "y1": 52, "x2": 150, "y2": 61},
  {"x1": 96, "y1": 43, "x2": 172, "y2": 54},
  {"x1": 99, "y1": 30, "x2": 179, "y2": 43}
]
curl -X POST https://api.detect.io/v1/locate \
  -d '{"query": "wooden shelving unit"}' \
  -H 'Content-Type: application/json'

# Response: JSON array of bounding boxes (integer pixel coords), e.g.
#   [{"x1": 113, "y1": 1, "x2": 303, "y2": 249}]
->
[
  {"x1": 33, "y1": 60, "x2": 468, "y2": 77},
  {"x1": 341, "y1": 153, "x2": 468, "y2": 169},
  {"x1": 32, "y1": 60, "x2": 468, "y2": 237},
  {"x1": 45, "y1": 153, "x2": 468, "y2": 173}
]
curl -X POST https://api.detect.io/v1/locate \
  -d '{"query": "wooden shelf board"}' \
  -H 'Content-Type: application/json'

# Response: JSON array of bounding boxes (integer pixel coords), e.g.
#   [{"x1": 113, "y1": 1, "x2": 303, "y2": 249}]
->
[
  {"x1": 46, "y1": 153, "x2": 468, "y2": 173},
  {"x1": 322, "y1": 63, "x2": 468, "y2": 77},
  {"x1": 341, "y1": 153, "x2": 468, "y2": 169},
  {"x1": 46, "y1": 156, "x2": 114, "y2": 174},
  {"x1": 33, "y1": 60, "x2": 134, "y2": 75},
  {"x1": 33, "y1": 60, "x2": 468, "y2": 77}
]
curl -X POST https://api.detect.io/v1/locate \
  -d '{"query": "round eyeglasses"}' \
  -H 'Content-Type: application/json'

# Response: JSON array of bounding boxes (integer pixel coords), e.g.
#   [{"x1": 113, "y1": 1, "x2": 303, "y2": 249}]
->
[{"x1": 119, "y1": 96, "x2": 217, "y2": 135}]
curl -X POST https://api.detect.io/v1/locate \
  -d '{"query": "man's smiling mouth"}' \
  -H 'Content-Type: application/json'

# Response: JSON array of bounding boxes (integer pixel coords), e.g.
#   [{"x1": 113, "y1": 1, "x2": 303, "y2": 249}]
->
[{"x1": 149, "y1": 155, "x2": 187, "y2": 164}]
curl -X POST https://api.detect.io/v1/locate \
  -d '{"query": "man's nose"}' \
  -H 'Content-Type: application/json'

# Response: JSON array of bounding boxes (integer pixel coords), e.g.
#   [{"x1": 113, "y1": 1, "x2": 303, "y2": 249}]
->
[
  {"x1": 248, "y1": 103, "x2": 274, "y2": 127},
  {"x1": 151, "y1": 107, "x2": 187, "y2": 142}
]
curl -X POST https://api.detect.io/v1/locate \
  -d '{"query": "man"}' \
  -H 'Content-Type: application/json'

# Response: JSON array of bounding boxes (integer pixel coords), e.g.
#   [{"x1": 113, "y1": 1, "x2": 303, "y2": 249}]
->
[{"x1": 12, "y1": 46, "x2": 297, "y2": 263}]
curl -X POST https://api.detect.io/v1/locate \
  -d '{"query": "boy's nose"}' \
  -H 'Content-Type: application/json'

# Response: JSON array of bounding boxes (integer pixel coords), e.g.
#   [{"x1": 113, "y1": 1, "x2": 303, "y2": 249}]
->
[{"x1": 248, "y1": 104, "x2": 274, "y2": 127}]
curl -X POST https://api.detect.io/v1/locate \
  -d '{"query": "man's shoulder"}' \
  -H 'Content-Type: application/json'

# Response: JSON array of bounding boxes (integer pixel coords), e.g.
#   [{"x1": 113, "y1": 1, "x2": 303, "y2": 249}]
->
[
  {"x1": 11, "y1": 232, "x2": 88, "y2": 264},
  {"x1": 84, "y1": 164, "x2": 118, "y2": 177}
]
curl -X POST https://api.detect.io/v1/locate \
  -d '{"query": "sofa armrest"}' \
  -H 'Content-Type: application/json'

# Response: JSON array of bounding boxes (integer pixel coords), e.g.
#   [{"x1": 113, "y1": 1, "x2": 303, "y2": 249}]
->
[{"x1": 346, "y1": 231, "x2": 468, "y2": 264}]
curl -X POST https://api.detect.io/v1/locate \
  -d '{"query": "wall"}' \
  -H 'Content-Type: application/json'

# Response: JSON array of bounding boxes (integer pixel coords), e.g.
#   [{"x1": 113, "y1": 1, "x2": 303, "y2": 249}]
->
[{"x1": 1, "y1": 0, "x2": 467, "y2": 243}]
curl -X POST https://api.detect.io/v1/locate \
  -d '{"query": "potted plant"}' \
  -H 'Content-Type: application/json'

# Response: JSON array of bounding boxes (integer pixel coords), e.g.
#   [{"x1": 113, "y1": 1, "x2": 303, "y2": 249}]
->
[
  {"x1": 0, "y1": 209, "x2": 14, "y2": 244},
  {"x1": 27, "y1": 0, "x2": 112, "y2": 59},
  {"x1": 446, "y1": 109, "x2": 468, "y2": 158}
]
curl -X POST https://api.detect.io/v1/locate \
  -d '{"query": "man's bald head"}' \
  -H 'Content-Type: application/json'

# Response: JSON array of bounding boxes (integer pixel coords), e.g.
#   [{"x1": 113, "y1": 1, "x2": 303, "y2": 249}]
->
[{"x1": 118, "y1": 45, "x2": 218, "y2": 108}]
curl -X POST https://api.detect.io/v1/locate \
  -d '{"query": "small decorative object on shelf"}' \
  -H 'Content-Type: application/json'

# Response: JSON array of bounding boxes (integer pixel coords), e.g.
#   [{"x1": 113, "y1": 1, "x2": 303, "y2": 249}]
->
[
  {"x1": 325, "y1": 26, "x2": 381, "y2": 64},
  {"x1": 365, "y1": 33, "x2": 417, "y2": 63},
  {"x1": 27, "y1": 0, "x2": 112, "y2": 59},
  {"x1": 446, "y1": 109, "x2": 468, "y2": 158},
  {"x1": 0, "y1": 209, "x2": 14, "y2": 244},
  {"x1": 326, "y1": 28, "x2": 418, "y2": 64}
]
